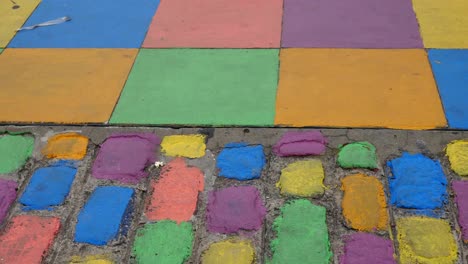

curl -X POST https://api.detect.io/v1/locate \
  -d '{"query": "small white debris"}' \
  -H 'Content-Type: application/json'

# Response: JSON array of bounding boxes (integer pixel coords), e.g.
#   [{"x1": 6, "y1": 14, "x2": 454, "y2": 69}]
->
[{"x1": 154, "y1": 161, "x2": 165, "y2": 168}]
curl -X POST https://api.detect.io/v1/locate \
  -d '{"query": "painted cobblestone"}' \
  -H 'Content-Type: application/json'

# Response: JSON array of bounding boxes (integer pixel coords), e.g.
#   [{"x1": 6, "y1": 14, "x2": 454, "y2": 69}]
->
[{"x1": 1, "y1": 128, "x2": 468, "y2": 263}]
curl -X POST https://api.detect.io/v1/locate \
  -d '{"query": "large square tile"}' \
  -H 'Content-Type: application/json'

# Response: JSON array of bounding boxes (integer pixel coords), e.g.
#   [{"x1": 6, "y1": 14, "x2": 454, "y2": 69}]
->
[
  {"x1": 0, "y1": 49, "x2": 137, "y2": 123},
  {"x1": 274, "y1": 49, "x2": 447, "y2": 129}
]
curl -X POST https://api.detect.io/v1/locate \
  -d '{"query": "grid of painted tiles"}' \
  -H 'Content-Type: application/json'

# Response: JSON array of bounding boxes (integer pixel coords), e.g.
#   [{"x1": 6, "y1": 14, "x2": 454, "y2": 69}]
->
[
  {"x1": 1, "y1": 130, "x2": 468, "y2": 263},
  {"x1": 0, "y1": 0, "x2": 468, "y2": 129}
]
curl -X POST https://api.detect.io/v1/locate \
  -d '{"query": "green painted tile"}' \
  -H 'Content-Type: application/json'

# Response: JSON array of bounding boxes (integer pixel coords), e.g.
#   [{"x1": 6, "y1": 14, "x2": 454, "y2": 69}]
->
[
  {"x1": 110, "y1": 49, "x2": 279, "y2": 126},
  {"x1": 0, "y1": 133, "x2": 34, "y2": 173},
  {"x1": 337, "y1": 141, "x2": 378, "y2": 169}
]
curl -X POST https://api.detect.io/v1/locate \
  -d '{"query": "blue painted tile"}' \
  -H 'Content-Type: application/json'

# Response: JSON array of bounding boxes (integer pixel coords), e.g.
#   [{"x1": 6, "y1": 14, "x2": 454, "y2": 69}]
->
[
  {"x1": 216, "y1": 142, "x2": 266, "y2": 180},
  {"x1": 387, "y1": 152, "x2": 447, "y2": 210},
  {"x1": 74, "y1": 186, "x2": 134, "y2": 245},
  {"x1": 428, "y1": 49, "x2": 468, "y2": 129},
  {"x1": 19, "y1": 161, "x2": 76, "y2": 211},
  {"x1": 8, "y1": 0, "x2": 160, "y2": 48}
]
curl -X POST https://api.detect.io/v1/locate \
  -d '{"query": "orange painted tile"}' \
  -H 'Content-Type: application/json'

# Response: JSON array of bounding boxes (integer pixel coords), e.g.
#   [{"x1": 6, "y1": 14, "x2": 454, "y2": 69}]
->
[
  {"x1": 0, "y1": 49, "x2": 137, "y2": 123},
  {"x1": 42, "y1": 133, "x2": 89, "y2": 160},
  {"x1": 143, "y1": 0, "x2": 283, "y2": 48},
  {"x1": 341, "y1": 174, "x2": 388, "y2": 231},
  {"x1": 146, "y1": 158, "x2": 204, "y2": 223},
  {"x1": 0, "y1": 215, "x2": 61, "y2": 264},
  {"x1": 275, "y1": 49, "x2": 447, "y2": 129}
]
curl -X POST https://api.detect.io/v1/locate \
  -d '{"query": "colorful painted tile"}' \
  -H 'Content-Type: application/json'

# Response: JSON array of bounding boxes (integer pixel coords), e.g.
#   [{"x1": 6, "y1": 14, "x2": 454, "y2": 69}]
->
[
  {"x1": 387, "y1": 153, "x2": 447, "y2": 210},
  {"x1": 0, "y1": 49, "x2": 137, "y2": 123},
  {"x1": 396, "y1": 217, "x2": 458, "y2": 264},
  {"x1": 446, "y1": 140, "x2": 468, "y2": 176},
  {"x1": 275, "y1": 49, "x2": 446, "y2": 129},
  {"x1": 267, "y1": 199, "x2": 332, "y2": 264},
  {"x1": 75, "y1": 186, "x2": 134, "y2": 245},
  {"x1": 412, "y1": 0, "x2": 468, "y2": 48},
  {"x1": 42, "y1": 133, "x2": 89, "y2": 160},
  {"x1": 202, "y1": 238, "x2": 255, "y2": 264},
  {"x1": 273, "y1": 131, "x2": 327, "y2": 156},
  {"x1": 341, "y1": 233, "x2": 395, "y2": 264},
  {"x1": 452, "y1": 181, "x2": 468, "y2": 242},
  {"x1": 276, "y1": 159, "x2": 325, "y2": 197},
  {"x1": 20, "y1": 161, "x2": 77, "y2": 210},
  {"x1": 0, "y1": 0, "x2": 40, "y2": 48},
  {"x1": 337, "y1": 142, "x2": 378, "y2": 169},
  {"x1": 428, "y1": 50, "x2": 468, "y2": 128},
  {"x1": 0, "y1": 215, "x2": 61, "y2": 264},
  {"x1": 0, "y1": 179, "x2": 17, "y2": 224},
  {"x1": 8, "y1": 0, "x2": 160, "y2": 48},
  {"x1": 70, "y1": 255, "x2": 114, "y2": 264},
  {"x1": 143, "y1": 0, "x2": 283, "y2": 48},
  {"x1": 161, "y1": 134, "x2": 206, "y2": 158},
  {"x1": 0, "y1": 133, "x2": 34, "y2": 173},
  {"x1": 110, "y1": 49, "x2": 279, "y2": 126},
  {"x1": 92, "y1": 133, "x2": 160, "y2": 184},
  {"x1": 341, "y1": 174, "x2": 388, "y2": 231},
  {"x1": 216, "y1": 143, "x2": 266, "y2": 180},
  {"x1": 206, "y1": 186, "x2": 266, "y2": 234},
  {"x1": 132, "y1": 221, "x2": 193, "y2": 264},
  {"x1": 146, "y1": 158, "x2": 204, "y2": 223},
  {"x1": 281, "y1": 0, "x2": 422, "y2": 48}
]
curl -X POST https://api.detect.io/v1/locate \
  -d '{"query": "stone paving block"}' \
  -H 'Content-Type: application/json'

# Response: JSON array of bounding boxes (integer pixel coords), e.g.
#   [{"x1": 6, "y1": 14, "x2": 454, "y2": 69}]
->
[
  {"x1": 0, "y1": 178, "x2": 17, "y2": 224},
  {"x1": 0, "y1": 133, "x2": 34, "y2": 173},
  {"x1": 387, "y1": 152, "x2": 447, "y2": 210},
  {"x1": 8, "y1": 0, "x2": 161, "y2": 48},
  {"x1": 110, "y1": 49, "x2": 279, "y2": 126},
  {"x1": 0, "y1": 49, "x2": 137, "y2": 123},
  {"x1": 281, "y1": 0, "x2": 422, "y2": 48},
  {"x1": 143, "y1": 0, "x2": 283, "y2": 48},
  {"x1": 340, "y1": 233, "x2": 396, "y2": 264},
  {"x1": 216, "y1": 143, "x2": 266, "y2": 180},
  {"x1": 70, "y1": 255, "x2": 114, "y2": 264},
  {"x1": 161, "y1": 134, "x2": 206, "y2": 158},
  {"x1": 396, "y1": 216, "x2": 458, "y2": 263},
  {"x1": 341, "y1": 174, "x2": 388, "y2": 231},
  {"x1": 446, "y1": 140, "x2": 468, "y2": 176},
  {"x1": 206, "y1": 186, "x2": 266, "y2": 234},
  {"x1": 75, "y1": 186, "x2": 134, "y2": 245},
  {"x1": 0, "y1": 215, "x2": 61, "y2": 264},
  {"x1": 42, "y1": 133, "x2": 89, "y2": 160},
  {"x1": 146, "y1": 158, "x2": 204, "y2": 223},
  {"x1": 337, "y1": 142, "x2": 378, "y2": 169},
  {"x1": 452, "y1": 181, "x2": 468, "y2": 243},
  {"x1": 274, "y1": 49, "x2": 447, "y2": 129},
  {"x1": 92, "y1": 133, "x2": 160, "y2": 184},
  {"x1": 267, "y1": 199, "x2": 332, "y2": 264},
  {"x1": 19, "y1": 161, "x2": 77, "y2": 210},
  {"x1": 132, "y1": 221, "x2": 193, "y2": 264},
  {"x1": 273, "y1": 131, "x2": 327, "y2": 156},
  {"x1": 0, "y1": 0, "x2": 40, "y2": 47},
  {"x1": 276, "y1": 159, "x2": 325, "y2": 197},
  {"x1": 428, "y1": 50, "x2": 468, "y2": 128},
  {"x1": 412, "y1": 0, "x2": 468, "y2": 48},
  {"x1": 202, "y1": 238, "x2": 255, "y2": 264}
]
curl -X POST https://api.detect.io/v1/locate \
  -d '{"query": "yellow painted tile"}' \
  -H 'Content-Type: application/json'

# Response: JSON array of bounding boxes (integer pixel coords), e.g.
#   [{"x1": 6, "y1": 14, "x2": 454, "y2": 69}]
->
[
  {"x1": 202, "y1": 238, "x2": 254, "y2": 264},
  {"x1": 397, "y1": 217, "x2": 458, "y2": 264},
  {"x1": 42, "y1": 133, "x2": 88, "y2": 160},
  {"x1": 412, "y1": 0, "x2": 468, "y2": 48},
  {"x1": 341, "y1": 174, "x2": 388, "y2": 231},
  {"x1": 274, "y1": 49, "x2": 447, "y2": 129},
  {"x1": 161, "y1": 134, "x2": 206, "y2": 158},
  {"x1": 70, "y1": 255, "x2": 113, "y2": 264},
  {"x1": 0, "y1": 49, "x2": 137, "y2": 123},
  {"x1": 0, "y1": 0, "x2": 40, "y2": 48},
  {"x1": 276, "y1": 159, "x2": 325, "y2": 197},
  {"x1": 446, "y1": 140, "x2": 468, "y2": 176}
]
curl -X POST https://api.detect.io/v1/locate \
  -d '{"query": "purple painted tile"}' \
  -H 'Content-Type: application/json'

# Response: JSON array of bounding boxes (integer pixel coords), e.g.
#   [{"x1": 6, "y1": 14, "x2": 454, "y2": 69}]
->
[
  {"x1": 206, "y1": 186, "x2": 266, "y2": 234},
  {"x1": 282, "y1": 0, "x2": 422, "y2": 48},
  {"x1": 340, "y1": 233, "x2": 396, "y2": 264},
  {"x1": 452, "y1": 181, "x2": 468, "y2": 242},
  {"x1": 92, "y1": 133, "x2": 160, "y2": 184},
  {"x1": 273, "y1": 131, "x2": 327, "y2": 156},
  {"x1": 0, "y1": 179, "x2": 17, "y2": 224}
]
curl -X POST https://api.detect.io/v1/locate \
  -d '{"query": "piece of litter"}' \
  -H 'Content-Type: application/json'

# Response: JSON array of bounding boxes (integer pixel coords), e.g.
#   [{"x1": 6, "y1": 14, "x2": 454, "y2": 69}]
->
[
  {"x1": 17, "y1": 16, "x2": 71, "y2": 31},
  {"x1": 154, "y1": 161, "x2": 165, "y2": 168}
]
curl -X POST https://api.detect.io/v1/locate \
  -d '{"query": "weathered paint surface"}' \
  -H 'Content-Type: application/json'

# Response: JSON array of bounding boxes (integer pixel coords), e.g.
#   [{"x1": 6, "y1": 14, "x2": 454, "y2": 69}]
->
[
  {"x1": 276, "y1": 159, "x2": 325, "y2": 197},
  {"x1": 0, "y1": 0, "x2": 40, "y2": 47},
  {"x1": 0, "y1": 179, "x2": 17, "y2": 224},
  {"x1": 42, "y1": 133, "x2": 89, "y2": 160},
  {"x1": 161, "y1": 134, "x2": 206, "y2": 158},
  {"x1": 273, "y1": 131, "x2": 327, "y2": 156},
  {"x1": 452, "y1": 181, "x2": 468, "y2": 242},
  {"x1": 446, "y1": 140, "x2": 468, "y2": 176},
  {"x1": 217, "y1": 143, "x2": 266, "y2": 180},
  {"x1": 341, "y1": 233, "x2": 396, "y2": 264},
  {"x1": 202, "y1": 238, "x2": 255, "y2": 264},
  {"x1": 337, "y1": 142, "x2": 378, "y2": 169},
  {"x1": 70, "y1": 255, "x2": 114, "y2": 264},
  {"x1": 0, "y1": 133, "x2": 34, "y2": 173}
]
